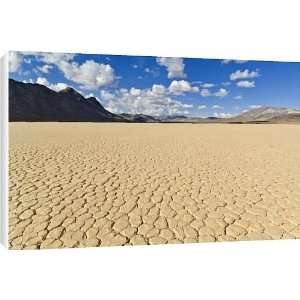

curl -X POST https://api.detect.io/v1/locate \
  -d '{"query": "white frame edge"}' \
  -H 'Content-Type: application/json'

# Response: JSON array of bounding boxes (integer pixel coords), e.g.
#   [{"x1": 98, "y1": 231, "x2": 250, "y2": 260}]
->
[{"x1": 0, "y1": 52, "x2": 8, "y2": 248}]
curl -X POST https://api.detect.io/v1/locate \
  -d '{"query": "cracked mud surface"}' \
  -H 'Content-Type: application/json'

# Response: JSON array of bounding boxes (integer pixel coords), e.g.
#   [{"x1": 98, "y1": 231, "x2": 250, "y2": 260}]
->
[{"x1": 9, "y1": 123, "x2": 300, "y2": 249}]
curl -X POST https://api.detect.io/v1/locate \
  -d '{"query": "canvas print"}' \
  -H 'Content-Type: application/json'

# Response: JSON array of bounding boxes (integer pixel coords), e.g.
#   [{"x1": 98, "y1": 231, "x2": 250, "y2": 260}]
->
[{"x1": 6, "y1": 51, "x2": 300, "y2": 249}]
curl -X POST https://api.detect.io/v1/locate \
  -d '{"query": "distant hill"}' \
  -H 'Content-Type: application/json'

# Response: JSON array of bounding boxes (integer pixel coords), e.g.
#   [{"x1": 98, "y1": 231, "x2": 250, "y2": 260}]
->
[
  {"x1": 229, "y1": 106, "x2": 300, "y2": 123},
  {"x1": 158, "y1": 107, "x2": 300, "y2": 124},
  {"x1": 119, "y1": 113, "x2": 159, "y2": 123},
  {"x1": 9, "y1": 79, "x2": 124, "y2": 122}
]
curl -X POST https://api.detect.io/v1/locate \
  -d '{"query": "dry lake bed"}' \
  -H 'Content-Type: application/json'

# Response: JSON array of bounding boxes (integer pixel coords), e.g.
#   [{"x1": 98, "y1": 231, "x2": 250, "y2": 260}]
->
[{"x1": 8, "y1": 123, "x2": 300, "y2": 249}]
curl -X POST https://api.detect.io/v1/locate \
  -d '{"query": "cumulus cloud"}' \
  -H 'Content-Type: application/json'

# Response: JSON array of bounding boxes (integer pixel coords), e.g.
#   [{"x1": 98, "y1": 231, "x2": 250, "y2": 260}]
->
[
  {"x1": 9, "y1": 52, "x2": 23, "y2": 73},
  {"x1": 100, "y1": 84, "x2": 193, "y2": 116},
  {"x1": 222, "y1": 81, "x2": 231, "y2": 86},
  {"x1": 156, "y1": 57, "x2": 186, "y2": 78},
  {"x1": 144, "y1": 67, "x2": 160, "y2": 77},
  {"x1": 214, "y1": 88, "x2": 229, "y2": 97},
  {"x1": 214, "y1": 112, "x2": 233, "y2": 118},
  {"x1": 200, "y1": 87, "x2": 228, "y2": 97},
  {"x1": 198, "y1": 105, "x2": 207, "y2": 110},
  {"x1": 230, "y1": 69, "x2": 259, "y2": 80},
  {"x1": 37, "y1": 64, "x2": 53, "y2": 74},
  {"x1": 38, "y1": 52, "x2": 75, "y2": 65},
  {"x1": 249, "y1": 105, "x2": 262, "y2": 109},
  {"x1": 32, "y1": 52, "x2": 115, "y2": 90},
  {"x1": 201, "y1": 88, "x2": 211, "y2": 97},
  {"x1": 168, "y1": 80, "x2": 199, "y2": 94},
  {"x1": 129, "y1": 87, "x2": 142, "y2": 97},
  {"x1": 212, "y1": 105, "x2": 223, "y2": 109},
  {"x1": 36, "y1": 77, "x2": 49, "y2": 86},
  {"x1": 36, "y1": 77, "x2": 68, "y2": 92},
  {"x1": 152, "y1": 84, "x2": 167, "y2": 95},
  {"x1": 234, "y1": 95, "x2": 243, "y2": 100},
  {"x1": 201, "y1": 83, "x2": 214, "y2": 88},
  {"x1": 222, "y1": 59, "x2": 248, "y2": 64},
  {"x1": 236, "y1": 80, "x2": 255, "y2": 88},
  {"x1": 22, "y1": 79, "x2": 34, "y2": 84},
  {"x1": 58, "y1": 60, "x2": 115, "y2": 90}
]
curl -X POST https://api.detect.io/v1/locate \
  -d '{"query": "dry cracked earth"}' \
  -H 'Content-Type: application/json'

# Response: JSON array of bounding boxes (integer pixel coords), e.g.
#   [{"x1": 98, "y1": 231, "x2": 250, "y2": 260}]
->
[{"x1": 8, "y1": 123, "x2": 300, "y2": 249}]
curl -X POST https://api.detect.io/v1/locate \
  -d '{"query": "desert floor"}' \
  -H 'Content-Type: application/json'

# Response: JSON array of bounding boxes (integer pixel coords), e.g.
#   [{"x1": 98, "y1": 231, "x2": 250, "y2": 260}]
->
[{"x1": 8, "y1": 123, "x2": 300, "y2": 249}]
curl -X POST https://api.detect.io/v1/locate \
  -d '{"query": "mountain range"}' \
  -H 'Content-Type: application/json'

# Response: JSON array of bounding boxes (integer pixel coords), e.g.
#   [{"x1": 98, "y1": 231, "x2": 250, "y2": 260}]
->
[
  {"x1": 9, "y1": 79, "x2": 300, "y2": 123},
  {"x1": 229, "y1": 106, "x2": 300, "y2": 123},
  {"x1": 9, "y1": 79, "x2": 123, "y2": 122}
]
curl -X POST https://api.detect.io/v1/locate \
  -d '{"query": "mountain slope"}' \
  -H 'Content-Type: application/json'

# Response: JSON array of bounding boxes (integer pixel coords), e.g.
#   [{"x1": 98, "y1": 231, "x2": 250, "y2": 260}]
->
[
  {"x1": 9, "y1": 79, "x2": 124, "y2": 122},
  {"x1": 119, "y1": 113, "x2": 159, "y2": 122},
  {"x1": 230, "y1": 106, "x2": 300, "y2": 123}
]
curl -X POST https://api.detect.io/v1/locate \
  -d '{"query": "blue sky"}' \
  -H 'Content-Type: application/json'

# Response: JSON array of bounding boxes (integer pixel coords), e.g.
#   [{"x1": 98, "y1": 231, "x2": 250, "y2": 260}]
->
[{"x1": 9, "y1": 51, "x2": 300, "y2": 117}]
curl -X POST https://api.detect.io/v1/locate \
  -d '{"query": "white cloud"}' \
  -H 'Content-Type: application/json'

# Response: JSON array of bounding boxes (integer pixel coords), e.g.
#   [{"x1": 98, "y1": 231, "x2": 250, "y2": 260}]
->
[
  {"x1": 201, "y1": 88, "x2": 211, "y2": 97},
  {"x1": 236, "y1": 80, "x2": 255, "y2": 88},
  {"x1": 51, "y1": 82, "x2": 69, "y2": 92},
  {"x1": 200, "y1": 87, "x2": 229, "y2": 97},
  {"x1": 168, "y1": 80, "x2": 199, "y2": 94},
  {"x1": 152, "y1": 84, "x2": 167, "y2": 95},
  {"x1": 37, "y1": 64, "x2": 53, "y2": 74},
  {"x1": 234, "y1": 95, "x2": 243, "y2": 100},
  {"x1": 9, "y1": 52, "x2": 23, "y2": 73},
  {"x1": 59, "y1": 60, "x2": 115, "y2": 90},
  {"x1": 144, "y1": 67, "x2": 159, "y2": 77},
  {"x1": 212, "y1": 105, "x2": 223, "y2": 109},
  {"x1": 100, "y1": 90, "x2": 115, "y2": 101},
  {"x1": 198, "y1": 105, "x2": 207, "y2": 110},
  {"x1": 100, "y1": 84, "x2": 193, "y2": 116},
  {"x1": 132, "y1": 64, "x2": 139, "y2": 69},
  {"x1": 222, "y1": 59, "x2": 248, "y2": 64},
  {"x1": 230, "y1": 69, "x2": 259, "y2": 80},
  {"x1": 156, "y1": 57, "x2": 186, "y2": 78},
  {"x1": 249, "y1": 105, "x2": 262, "y2": 109},
  {"x1": 222, "y1": 81, "x2": 231, "y2": 86},
  {"x1": 32, "y1": 52, "x2": 115, "y2": 90},
  {"x1": 214, "y1": 88, "x2": 229, "y2": 98},
  {"x1": 22, "y1": 79, "x2": 34, "y2": 84},
  {"x1": 202, "y1": 83, "x2": 214, "y2": 88},
  {"x1": 36, "y1": 77, "x2": 68, "y2": 92},
  {"x1": 38, "y1": 52, "x2": 75, "y2": 65},
  {"x1": 214, "y1": 112, "x2": 233, "y2": 118},
  {"x1": 85, "y1": 93, "x2": 95, "y2": 98},
  {"x1": 129, "y1": 87, "x2": 141, "y2": 96},
  {"x1": 36, "y1": 77, "x2": 49, "y2": 86}
]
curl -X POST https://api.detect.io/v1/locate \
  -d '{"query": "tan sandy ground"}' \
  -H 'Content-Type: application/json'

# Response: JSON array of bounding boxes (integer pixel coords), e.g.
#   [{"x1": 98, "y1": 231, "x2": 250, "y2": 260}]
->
[{"x1": 8, "y1": 123, "x2": 300, "y2": 249}]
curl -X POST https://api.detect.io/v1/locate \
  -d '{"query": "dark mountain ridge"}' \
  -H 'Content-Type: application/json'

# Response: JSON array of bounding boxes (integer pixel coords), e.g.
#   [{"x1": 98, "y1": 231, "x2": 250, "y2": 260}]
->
[{"x1": 9, "y1": 79, "x2": 124, "y2": 122}]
